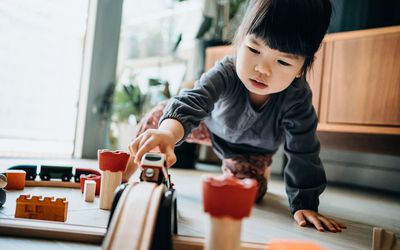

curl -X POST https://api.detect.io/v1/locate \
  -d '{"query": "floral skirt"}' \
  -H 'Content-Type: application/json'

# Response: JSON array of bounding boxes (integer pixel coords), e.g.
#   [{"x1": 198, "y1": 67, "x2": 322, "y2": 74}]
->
[{"x1": 136, "y1": 100, "x2": 272, "y2": 202}]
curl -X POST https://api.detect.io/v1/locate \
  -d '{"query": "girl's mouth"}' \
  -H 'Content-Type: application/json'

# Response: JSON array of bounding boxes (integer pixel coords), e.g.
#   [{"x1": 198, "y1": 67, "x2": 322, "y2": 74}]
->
[{"x1": 250, "y1": 79, "x2": 268, "y2": 89}]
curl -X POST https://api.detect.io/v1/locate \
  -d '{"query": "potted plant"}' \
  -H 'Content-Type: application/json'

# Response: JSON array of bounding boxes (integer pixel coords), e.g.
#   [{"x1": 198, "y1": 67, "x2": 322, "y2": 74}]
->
[
  {"x1": 195, "y1": 0, "x2": 248, "y2": 77},
  {"x1": 111, "y1": 75, "x2": 172, "y2": 150}
]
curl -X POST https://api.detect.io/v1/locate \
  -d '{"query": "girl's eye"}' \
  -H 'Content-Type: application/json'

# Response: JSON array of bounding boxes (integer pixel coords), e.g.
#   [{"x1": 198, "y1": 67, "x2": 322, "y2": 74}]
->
[
  {"x1": 247, "y1": 46, "x2": 260, "y2": 54},
  {"x1": 278, "y1": 60, "x2": 291, "y2": 66}
]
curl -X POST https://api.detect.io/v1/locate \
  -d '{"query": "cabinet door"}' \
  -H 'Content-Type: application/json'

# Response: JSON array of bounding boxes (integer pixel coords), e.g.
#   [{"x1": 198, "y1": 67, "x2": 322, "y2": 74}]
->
[
  {"x1": 204, "y1": 46, "x2": 234, "y2": 71},
  {"x1": 327, "y1": 33, "x2": 400, "y2": 125}
]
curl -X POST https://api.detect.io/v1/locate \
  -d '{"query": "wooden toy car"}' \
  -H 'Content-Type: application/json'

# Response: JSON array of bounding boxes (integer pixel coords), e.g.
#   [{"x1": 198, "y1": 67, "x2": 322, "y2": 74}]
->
[
  {"x1": 8, "y1": 165, "x2": 37, "y2": 180},
  {"x1": 39, "y1": 165, "x2": 73, "y2": 182},
  {"x1": 139, "y1": 153, "x2": 171, "y2": 189}
]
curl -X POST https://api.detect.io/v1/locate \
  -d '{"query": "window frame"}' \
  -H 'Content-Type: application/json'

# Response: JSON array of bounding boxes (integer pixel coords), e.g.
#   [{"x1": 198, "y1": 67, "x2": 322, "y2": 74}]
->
[{"x1": 74, "y1": 0, "x2": 123, "y2": 158}]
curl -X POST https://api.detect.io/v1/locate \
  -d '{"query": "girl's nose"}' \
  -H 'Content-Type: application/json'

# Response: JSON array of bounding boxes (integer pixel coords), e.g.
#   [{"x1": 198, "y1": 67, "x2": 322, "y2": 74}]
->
[{"x1": 254, "y1": 64, "x2": 271, "y2": 76}]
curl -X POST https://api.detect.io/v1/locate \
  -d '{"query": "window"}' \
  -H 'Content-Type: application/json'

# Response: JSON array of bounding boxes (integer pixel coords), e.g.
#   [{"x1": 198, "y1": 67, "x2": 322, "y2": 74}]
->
[
  {"x1": 111, "y1": 0, "x2": 202, "y2": 149},
  {"x1": 0, "y1": 0, "x2": 89, "y2": 157}
]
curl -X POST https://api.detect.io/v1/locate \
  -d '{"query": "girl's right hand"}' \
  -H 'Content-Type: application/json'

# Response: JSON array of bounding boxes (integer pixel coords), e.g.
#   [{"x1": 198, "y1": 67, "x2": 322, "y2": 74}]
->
[{"x1": 128, "y1": 129, "x2": 177, "y2": 168}]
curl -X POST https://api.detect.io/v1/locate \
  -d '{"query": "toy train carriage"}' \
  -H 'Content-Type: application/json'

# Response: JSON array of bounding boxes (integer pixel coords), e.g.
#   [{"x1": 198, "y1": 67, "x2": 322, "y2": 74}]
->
[
  {"x1": 139, "y1": 153, "x2": 172, "y2": 189},
  {"x1": 39, "y1": 165, "x2": 74, "y2": 182},
  {"x1": 74, "y1": 168, "x2": 101, "y2": 182},
  {"x1": 8, "y1": 165, "x2": 100, "y2": 182}
]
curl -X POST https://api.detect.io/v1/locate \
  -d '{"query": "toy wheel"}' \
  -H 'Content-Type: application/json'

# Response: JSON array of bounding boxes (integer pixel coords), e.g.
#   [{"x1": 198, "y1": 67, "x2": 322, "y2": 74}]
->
[
  {"x1": 40, "y1": 174, "x2": 50, "y2": 181},
  {"x1": 62, "y1": 175, "x2": 71, "y2": 182}
]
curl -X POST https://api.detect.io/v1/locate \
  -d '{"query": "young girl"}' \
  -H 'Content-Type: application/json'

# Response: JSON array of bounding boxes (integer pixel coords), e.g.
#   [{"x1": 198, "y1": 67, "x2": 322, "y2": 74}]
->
[{"x1": 127, "y1": 0, "x2": 346, "y2": 232}]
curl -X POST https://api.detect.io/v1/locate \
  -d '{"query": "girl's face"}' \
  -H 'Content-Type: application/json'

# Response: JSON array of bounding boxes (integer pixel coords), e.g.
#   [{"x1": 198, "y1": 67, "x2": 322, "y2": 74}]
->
[{"x1": 236, "y1": 34, "x2": 305, "y2": 96}]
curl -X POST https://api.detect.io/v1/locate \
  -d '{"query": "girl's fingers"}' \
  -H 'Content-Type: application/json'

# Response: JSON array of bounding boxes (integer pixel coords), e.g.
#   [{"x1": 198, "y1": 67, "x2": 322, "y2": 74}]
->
[
  {"x1": 132, "y1": 130, "x2": 154, "y2": 160},
  {"x1": 328, "y1": 219, "x2": 343, "y2": 232},
  {"x1": 135, "y1": 139, "x2": 159, "y2": 164},
  {"x1": 130, "y1": 133, "x2": 144, "y2": 156},
  {"x1": 336, "y1": 220, "x2": 347, "y2": 229},
  {"x1": 318, "y1": 215, "x2": 337, "y2": 232},
  {"x1": 294, "y1": 211, "x2": 307, "y2": 227},
  {"x1": 128, "y1": 139, "x2": 137, "y2": 155},
  {"x1": 305, "y1": 214, "x2": 324, "y2": 232},
  {"x1": 164, "y1": 146, "x2": 177, "y2": 167},
  {"x1": 138, "y1": 130, "x2": 154, "y2": 150}
]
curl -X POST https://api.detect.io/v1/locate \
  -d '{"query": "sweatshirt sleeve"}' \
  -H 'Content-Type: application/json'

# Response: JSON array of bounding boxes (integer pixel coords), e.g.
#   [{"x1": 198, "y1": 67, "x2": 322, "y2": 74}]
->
[
  {"x1": 281, "y1": 86, "x2": 327, "y2": 215},
  {"x1": 160, "y1": 57, "x2": 234, "y2": 143}
]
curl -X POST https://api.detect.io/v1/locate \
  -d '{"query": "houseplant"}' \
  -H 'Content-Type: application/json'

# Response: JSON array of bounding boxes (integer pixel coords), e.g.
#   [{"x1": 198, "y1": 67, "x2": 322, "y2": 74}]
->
[{"x1": 195, "y1": 0, "x2": 248, "y2": 77}]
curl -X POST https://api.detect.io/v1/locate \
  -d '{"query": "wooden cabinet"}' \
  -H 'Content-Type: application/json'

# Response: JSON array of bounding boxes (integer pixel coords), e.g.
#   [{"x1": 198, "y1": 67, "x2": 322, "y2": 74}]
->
[
  {"x1": 317, "y1": 26, "x2": 400, "y2": 135},
  {"x1": 204, "y1": 25, "x2": 400, "y2": 135}
]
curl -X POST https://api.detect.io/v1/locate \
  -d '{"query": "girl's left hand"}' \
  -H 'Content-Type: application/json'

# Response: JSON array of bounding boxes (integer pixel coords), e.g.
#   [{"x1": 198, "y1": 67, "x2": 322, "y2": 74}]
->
[{"x1": 294, "y1": 209, "x2": 347, "y2": 233}]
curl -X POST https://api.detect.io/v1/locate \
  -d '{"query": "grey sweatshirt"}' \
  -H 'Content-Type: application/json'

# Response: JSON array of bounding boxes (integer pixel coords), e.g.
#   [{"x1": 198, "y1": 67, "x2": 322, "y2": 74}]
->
[{"x1": 160, "y1": 56, "x2": 326, "y2": 214}]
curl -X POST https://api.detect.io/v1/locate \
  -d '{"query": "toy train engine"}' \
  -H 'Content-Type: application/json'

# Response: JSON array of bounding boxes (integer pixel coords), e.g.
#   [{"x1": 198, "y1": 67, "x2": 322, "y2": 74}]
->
[{"x1": 139, "y1": 153, "x2": 172, "y2": 189}]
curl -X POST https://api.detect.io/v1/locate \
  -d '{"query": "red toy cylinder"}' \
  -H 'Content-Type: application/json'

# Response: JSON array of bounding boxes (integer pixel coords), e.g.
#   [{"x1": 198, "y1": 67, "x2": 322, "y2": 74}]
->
[
  {"x1": 80, "y1": 174, "x2": 101, "y2": 195},
  {"x1": 98, "y1": 150, "x2": 130, "y2": 172},
  {"x1": 202, "y1": 175, "x2": 257, "y2": 219}
]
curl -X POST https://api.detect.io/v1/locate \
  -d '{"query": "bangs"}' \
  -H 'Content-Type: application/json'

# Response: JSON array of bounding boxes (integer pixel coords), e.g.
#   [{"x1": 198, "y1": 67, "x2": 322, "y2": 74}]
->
[{"x1": 245, "y1": 0, "x2": 330, "y2": 58}]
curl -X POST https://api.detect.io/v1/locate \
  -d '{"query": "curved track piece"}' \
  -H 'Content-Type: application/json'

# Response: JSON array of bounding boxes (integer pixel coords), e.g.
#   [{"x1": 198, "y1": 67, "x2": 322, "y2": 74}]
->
[{"x1": 103, "y1": 182, "x2": 165, "y2": 250}]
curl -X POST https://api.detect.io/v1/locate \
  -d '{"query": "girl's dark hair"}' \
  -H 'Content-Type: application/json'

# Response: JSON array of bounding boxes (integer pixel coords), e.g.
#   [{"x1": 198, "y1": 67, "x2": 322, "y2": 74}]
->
[{"x1": 233, "y1": 0, "x2": 332, "y2": 76}]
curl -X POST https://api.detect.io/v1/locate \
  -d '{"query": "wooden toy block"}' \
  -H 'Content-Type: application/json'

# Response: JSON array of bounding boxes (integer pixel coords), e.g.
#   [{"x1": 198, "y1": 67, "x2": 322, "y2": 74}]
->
[
  {"x1": 98, "y1": 149, "x2": 130, "y2": 210},
  {"x1": 80, "y1": 174, "x2": 101, "y2": 195},
  {"x1": 373, "y1": 227, "x2": 400, "y2": 250},
  {"x1": 84, "y1": 180, "x2": 96, "y2": 202},
  {"x1": 100, "y1": 170, "x2": 123, "y2": 210},
  {"x1": 203, "y1": 175, "x2": 257, "y2": 250},
  {"x1": 5, "y1": 170, "x2": 26, "y2": 190},
  {"x1": 8, "y1": 165, "x2": 37, "y2": 180},
  {"x1": 15, "y1": 194, "x2": 68, "y2": 222}
]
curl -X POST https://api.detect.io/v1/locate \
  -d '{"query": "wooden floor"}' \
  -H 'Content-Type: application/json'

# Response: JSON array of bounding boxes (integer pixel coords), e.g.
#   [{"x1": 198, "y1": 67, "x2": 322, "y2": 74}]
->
[{"x1": 0, "y1": 159, "x2": 399, "y2": 250}]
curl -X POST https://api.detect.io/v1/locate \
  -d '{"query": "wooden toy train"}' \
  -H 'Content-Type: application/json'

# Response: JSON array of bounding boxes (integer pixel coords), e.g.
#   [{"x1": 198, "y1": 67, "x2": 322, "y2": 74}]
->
[{"x1": 7, "y1": 165, "x2": 100, "y2": 183}]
